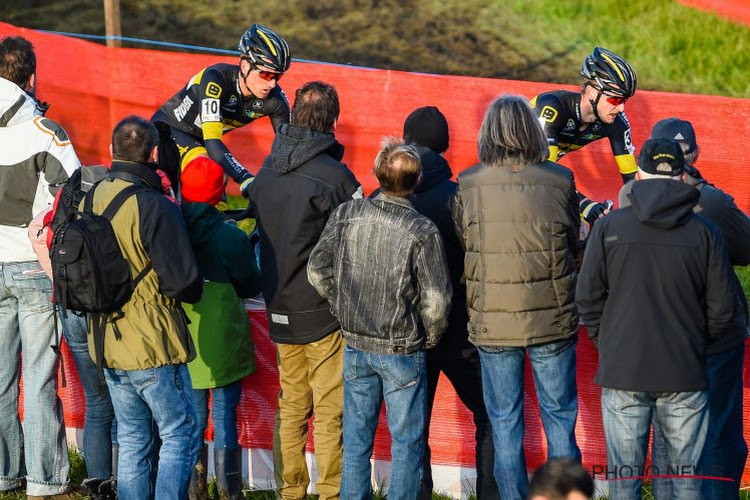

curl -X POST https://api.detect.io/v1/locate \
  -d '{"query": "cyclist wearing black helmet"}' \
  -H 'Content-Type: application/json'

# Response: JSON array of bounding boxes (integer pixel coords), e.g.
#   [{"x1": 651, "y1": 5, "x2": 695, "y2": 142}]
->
[
  {"x1": 531, "y1": 46, "x2": 637, "y2": 223},
  {"x1": 152, "y1": 24, "x2": 291, "y2": 198}
]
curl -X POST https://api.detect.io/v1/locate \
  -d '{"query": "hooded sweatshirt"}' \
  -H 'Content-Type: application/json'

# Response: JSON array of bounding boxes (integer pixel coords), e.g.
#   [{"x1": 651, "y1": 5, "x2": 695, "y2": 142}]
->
[
  {"x1": 0, "y1": 77, "x2": 80, "y2": 261},
  {"x1": 247, "y1": 124, "x2": 362, "y2": 344},
  {"x1": 181, "y1": 202, "x2": 260, "y2": 388},
  {"x1": 576, "y1": 179, "x2": 738, "y2": 392}
]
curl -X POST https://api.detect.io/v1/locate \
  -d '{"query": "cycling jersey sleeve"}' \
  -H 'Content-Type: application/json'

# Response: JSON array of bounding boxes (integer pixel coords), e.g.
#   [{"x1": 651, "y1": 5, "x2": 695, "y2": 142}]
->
[
  {"x1": 268, "y1": 87, "x2": 291, "y2": 133},
  {"x1": 530, "y1": 93, "x2": 565, "y2": 161},
  {"x1": 610, "y1": 113, "x2": 637, "y2": 183},
  {"x1": 197, "y1": 69, "x2": 252, "y2": 184}
]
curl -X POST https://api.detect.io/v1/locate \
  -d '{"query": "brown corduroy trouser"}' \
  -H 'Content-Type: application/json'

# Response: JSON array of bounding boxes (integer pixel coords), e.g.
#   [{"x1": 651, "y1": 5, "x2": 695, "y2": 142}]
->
[{"x1": 273, "y1": 330, "x2": 344, "y2": 500}]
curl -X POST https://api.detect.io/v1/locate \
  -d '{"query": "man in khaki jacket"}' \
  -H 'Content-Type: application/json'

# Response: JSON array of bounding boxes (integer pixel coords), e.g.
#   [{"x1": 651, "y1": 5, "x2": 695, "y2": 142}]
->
[{"x1": 87, "y1": 115, "x2": 203, "y2": 500}]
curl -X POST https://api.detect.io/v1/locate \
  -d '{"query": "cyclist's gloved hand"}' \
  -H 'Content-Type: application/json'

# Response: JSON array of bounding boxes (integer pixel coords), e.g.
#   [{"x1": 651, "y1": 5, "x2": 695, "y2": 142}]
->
[
  {"x1": 240, "y1": 176, "x2": 254, "y2": 200},
  {"x1": 580, "y1": 198, "x2": 613, "y2": 224}
]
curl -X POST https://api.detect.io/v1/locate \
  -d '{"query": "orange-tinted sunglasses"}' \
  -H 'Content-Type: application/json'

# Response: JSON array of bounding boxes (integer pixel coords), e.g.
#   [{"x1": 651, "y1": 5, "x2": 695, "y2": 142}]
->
[
  {"x1": 604, "y1": 94, "x2": 628, "y2": 106},
  {"x1": 253, "y1": 64, "x2": 283, "y2": 82}
]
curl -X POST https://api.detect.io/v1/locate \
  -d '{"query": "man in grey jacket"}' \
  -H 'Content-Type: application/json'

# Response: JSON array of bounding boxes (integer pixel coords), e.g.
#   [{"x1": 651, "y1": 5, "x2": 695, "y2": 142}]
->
[{"x1": 308, "y1": 138, "x2": 451, "y2": 500}]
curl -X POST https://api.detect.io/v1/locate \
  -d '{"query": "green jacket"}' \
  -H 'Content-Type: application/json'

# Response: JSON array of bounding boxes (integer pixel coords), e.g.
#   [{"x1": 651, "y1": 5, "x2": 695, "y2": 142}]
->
[
  {"x1": 181, "y1": 202, "x2": 261, "y2": 389},
  {"x1": 86, "y1": 161, "x2": 203, "y2": 370}
]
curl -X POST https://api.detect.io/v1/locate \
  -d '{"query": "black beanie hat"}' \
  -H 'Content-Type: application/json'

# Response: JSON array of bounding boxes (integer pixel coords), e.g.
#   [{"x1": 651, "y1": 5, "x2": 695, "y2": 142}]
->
[{"x1": 403, "y1": 106, "x2": 449, "y2": 154}]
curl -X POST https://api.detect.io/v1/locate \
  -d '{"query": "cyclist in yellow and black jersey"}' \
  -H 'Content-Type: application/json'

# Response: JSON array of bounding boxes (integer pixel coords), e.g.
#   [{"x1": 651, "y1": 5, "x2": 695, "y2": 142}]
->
[
  {"x1": 531, "y1": 46, "x2": 637, "y2": 223},
  {"x1": 152, "y1": 24, "x2": 291, "y2": 198}
]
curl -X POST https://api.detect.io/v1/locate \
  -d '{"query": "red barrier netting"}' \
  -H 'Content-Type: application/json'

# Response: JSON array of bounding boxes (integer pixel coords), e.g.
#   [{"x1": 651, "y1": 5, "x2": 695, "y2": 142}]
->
[
  {"x1": 0, "y1": 22, "x2": 749, "y2": 208},
  {"x1": 25, "y1": 310, "x2": 750, "y2": 482},
  {"x1": 677, "y1": 0, "x2": 750, "y2": 27},
  {"x1": 4, "y1": 21, "x2": 750, "y2": 481}
]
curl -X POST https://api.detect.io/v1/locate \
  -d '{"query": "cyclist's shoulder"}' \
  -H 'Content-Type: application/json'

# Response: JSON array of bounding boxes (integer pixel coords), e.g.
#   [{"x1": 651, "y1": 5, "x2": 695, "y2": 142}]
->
[
  {"x1": 606, "y1": 111, "x2": 633, "y2": 135},
  {"x1": 531, "y1": 89, "x2": 577, "y2": 110},
  {"x1": 266, "y1": 86, "x2": 291, "y2": 109}
]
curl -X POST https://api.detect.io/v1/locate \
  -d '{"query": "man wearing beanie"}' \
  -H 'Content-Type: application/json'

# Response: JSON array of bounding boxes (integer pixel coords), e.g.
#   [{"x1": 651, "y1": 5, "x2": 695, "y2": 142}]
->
[
  {"x1": 397, "y1": 106, "x2": 500, "y2": 500},
  {"x1": 180, "y1": 156, "x2": 261, "y2": 500},
  {"x1": 577, "y1": 138, "x2": 738, "y2": 500},
  {"x1": 620, "y1": 119, "x2": 750, "y2": 500}
]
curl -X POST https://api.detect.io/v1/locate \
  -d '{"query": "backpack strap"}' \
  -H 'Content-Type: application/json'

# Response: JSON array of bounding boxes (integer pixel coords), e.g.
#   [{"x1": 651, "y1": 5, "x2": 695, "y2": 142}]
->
[{"x1": 88, "y1": 184, "x2": 147, "y2": 220}]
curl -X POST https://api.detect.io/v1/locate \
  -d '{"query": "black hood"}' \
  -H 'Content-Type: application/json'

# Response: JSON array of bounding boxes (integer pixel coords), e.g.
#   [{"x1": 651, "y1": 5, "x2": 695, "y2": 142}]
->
[
  {"x1": 413, "y1": 145, "x2": 452, "y2": 193},
  {"x1": 627, "y1": 179, "x2": 700, "y2": 229},
  {"x1": 270, "y1": 123, "x2": 344, "y2": 173}
]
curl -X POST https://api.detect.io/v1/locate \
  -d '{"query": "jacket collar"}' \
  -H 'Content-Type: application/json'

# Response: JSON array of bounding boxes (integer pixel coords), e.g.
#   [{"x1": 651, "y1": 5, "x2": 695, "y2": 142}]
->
[
  {"x1": 109, "y1": 160, "x2": 164, "y2": 192},
  {"x1": 373, "y1": 192, "x2": 415, "y2": 210}
]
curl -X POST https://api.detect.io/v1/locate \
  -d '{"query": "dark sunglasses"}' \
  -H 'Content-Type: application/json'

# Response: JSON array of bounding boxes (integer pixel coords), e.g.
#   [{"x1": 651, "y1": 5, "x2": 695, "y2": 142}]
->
[{"x1": 252, "y1": 64, "x2": 283, "y2": 82}]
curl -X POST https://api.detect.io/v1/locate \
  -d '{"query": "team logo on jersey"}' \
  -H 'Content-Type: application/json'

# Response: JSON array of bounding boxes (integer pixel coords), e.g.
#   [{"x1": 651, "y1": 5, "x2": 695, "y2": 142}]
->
[
  {"x1": 563, "y1": 119, "x2": 576, "y2": 132},
  {"x1": 173, "y1": 95, "x2": 194, "y2": 121},
  {"x1": 252, "y1": 100, "x2": 263, "y2": 110},
  {"x1": 227, "y1": 95, "x2": 238, "y2": 108},
  {"x1": 540, "y1": 106, "x2": 558, "y2": 123},
  {"x1": 205, "y1": 82, "x2": 222, "y2": 99}
]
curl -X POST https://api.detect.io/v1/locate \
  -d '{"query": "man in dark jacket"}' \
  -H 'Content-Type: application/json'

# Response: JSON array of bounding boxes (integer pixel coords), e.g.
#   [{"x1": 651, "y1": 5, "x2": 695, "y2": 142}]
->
[
  {"x1": 308, "y1": 138, "x2": 451, "y2": 500},
  {"x1": 577, "y1": 138, "x2": 738, "y2": 500},
  {"x1": 393, "y1": 106, "x2": 499, "y2": 500},
  {"x1": 247, "y1": 81, "x2": 362, "y2": 500},
  {"x1": 620, "y1": 119, "x2": 750, "y2": 500}
]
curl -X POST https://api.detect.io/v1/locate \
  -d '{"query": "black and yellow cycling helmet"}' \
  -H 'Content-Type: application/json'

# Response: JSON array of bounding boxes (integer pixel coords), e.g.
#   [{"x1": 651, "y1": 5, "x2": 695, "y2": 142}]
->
[
  {"x1": 238, "y1": 24, "x2": 291, "y2": 73},
  {"x1": 580, "y1": 46, "x2": 637, "y2": 98}
]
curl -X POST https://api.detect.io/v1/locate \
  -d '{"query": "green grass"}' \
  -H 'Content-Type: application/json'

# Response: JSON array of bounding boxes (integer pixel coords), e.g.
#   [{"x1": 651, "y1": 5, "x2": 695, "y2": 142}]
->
[{"x1": 4, "y1": 0, "x2": 750, "y2": 97}]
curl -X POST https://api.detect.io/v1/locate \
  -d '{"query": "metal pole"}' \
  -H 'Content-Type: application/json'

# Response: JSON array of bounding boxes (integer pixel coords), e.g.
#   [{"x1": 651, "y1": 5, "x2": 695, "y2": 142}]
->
[{"x1": 103, "y1": 0, "x2": 121, "y2": 47}]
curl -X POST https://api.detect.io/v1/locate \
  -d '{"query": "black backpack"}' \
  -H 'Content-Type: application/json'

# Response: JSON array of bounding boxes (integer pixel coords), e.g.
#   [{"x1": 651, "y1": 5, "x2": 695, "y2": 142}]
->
[{"x1": 50, "y1": 172, "x2": 151, "y2": 315}]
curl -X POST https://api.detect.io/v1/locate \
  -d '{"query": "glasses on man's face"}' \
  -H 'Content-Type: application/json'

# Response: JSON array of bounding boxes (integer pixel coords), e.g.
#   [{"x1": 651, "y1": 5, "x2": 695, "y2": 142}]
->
[
  {"x1": 253, "y1": 64, "x2": 283, "y2": 82},
  {"x1": 603, "y1": 94, "x2": 628, "y2": 106}
]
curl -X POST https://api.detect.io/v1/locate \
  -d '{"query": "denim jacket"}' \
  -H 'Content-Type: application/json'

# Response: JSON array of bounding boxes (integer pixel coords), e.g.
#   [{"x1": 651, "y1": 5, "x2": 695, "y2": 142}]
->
[{"x1": 308, "y1": 193, "x2": 452, "y2": 354}]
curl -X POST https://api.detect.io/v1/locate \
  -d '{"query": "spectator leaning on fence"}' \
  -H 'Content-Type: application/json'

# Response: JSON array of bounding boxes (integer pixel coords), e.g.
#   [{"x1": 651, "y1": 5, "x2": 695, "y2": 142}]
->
[
  {"x1": 452, "y1": 94, "x2": 582, "y2": 500},
  {"x1": 576, "y1": 138, "x2": 738, "y2": 500},
  {"x1": 0, "y1": 35, "x2": 81, "y2": 499},
  {"x1": 247, "y1": 80, "x2": 362, "y2": 500},
  {"x1": 87, "y1": 116, "x2": 204, "y2": 500},
  {"x1": 619, "y1": 119, "x2": 750, "y2": 500},
  {"x1": 308, "y1": 138, "x2": 452, "y2": 500},
  {"x1": 388, "y1": 106, "x2": 499, "y2": 500},
  {"x1": 180, "y1": 156, "x2": 262, "y2": 500}
]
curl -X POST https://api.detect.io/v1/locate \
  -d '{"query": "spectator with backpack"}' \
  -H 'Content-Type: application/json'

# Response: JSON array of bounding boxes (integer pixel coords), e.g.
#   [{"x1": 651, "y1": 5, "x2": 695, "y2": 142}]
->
[
  {"x1": 179, "y1": 156, "x2": 261, "y2": 500},
  {"x1": 0, "y1": 35, "x2": 81, "y2": 499},
  {"x1": 73, "y1": 115, "x2": 203, "y2": 500}
]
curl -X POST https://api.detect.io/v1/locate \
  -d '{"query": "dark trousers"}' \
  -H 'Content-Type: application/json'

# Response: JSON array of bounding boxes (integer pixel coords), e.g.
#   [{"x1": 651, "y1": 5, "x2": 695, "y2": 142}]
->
[{"x1": 418, "y1": 349, "x2": 500, "y2": 499}]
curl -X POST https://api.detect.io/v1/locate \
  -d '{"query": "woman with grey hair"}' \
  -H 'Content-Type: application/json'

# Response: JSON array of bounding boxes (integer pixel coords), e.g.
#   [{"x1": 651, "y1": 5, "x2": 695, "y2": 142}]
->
[{"x1": 452, "y1": 94, "x2": 582, "y2": 500}]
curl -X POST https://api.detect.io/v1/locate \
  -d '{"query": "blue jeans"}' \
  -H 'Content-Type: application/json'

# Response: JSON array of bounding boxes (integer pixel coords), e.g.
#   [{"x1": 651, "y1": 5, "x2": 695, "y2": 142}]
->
[
  {"x1": 60, "y1": 310, "x2": 117, "y2": 480},
  {"x1": 0, "y1": 261, "x2": 70, "y2": 496},
  {"x1": 341, "y1": 345, "x2": 426, "y2": 500},
  {"x1": 602, "y1": 388, "x2": 708, "y2": 500},
  {"x1": 478, "y1": 337, "x2": 580, "y2": 500},
  {"x1": 193, "y1": 380, "x2": 242, "y2": 450},
  {"x1": 652, "y1": 343, "x2": 747, "y2": 500},
  {"x1": 105, "y1": 363, "x2": 198, "y2": 500}
]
